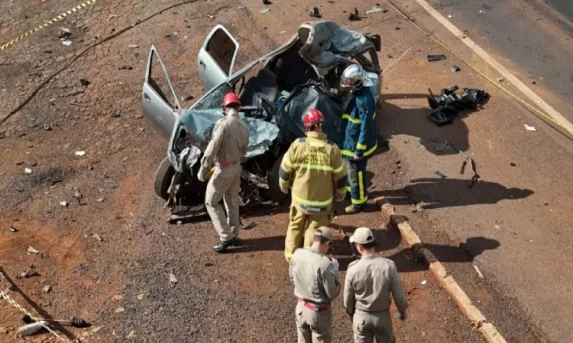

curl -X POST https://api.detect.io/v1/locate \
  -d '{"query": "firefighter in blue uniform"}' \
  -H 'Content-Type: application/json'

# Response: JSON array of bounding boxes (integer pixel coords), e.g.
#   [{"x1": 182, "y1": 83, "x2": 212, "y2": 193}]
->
[{"x1": 339, "y1": 64, "x2": 378, "y2": 214}]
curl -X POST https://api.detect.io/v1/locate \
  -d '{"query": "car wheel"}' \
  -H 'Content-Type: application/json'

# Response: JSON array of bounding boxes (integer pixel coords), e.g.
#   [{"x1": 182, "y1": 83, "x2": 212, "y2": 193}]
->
[
  {"x1": 267, "y1": 153, "x2": 289, "y2": 204},
  {"x1": 155, "y1": 156, "x2": 175, "y2": 200}
]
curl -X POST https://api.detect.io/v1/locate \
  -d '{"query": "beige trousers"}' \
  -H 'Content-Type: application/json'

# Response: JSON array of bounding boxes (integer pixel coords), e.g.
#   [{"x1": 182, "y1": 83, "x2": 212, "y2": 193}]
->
[
  {"x1": 205, "y1": 164, "x2": 241, "y2": 241},
  {"x1": 295, "y1": 301, "x2": 332, "y2": 343},
  {"x1": 284, "y1": 206, "x2": 331, "y2": 262},
  {"x1": 353, "y1": 310, "x2": 395, "y2": 343}
]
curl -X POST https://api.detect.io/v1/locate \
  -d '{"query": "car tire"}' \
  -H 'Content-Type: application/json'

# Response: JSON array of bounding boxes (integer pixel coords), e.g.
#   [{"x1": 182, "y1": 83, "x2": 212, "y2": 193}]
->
[
  {"x1": 155, "y1": 156, "x2": 175, "y2": 200},
  {"x1": 267, "y1": 153, "x2": 289, "y2": 204}
]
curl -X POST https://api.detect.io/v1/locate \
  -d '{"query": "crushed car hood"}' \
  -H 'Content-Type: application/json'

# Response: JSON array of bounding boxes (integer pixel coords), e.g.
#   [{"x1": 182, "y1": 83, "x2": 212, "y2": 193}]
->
[
  {"x1": 179, "y1": 109, "x2": 280, "y2": 158},
  {"x1": 298, "y1": 21, "x2": 375, "y2": 73}
]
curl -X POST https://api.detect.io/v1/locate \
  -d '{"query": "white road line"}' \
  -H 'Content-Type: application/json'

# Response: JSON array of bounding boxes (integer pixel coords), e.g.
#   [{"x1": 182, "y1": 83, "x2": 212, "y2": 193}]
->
[{"x1": 409, "y1": 0, "x2": 573, "y2": 134}]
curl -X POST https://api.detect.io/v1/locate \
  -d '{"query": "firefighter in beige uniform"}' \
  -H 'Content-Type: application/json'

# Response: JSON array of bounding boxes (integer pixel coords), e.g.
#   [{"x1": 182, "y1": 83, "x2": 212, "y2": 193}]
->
[
  {"x1": 289, "y1": 227, "x2": 340, "y2": 343},
  {"x1": 344, "y1": 227, "x2": 409, "y2": 343},
  {"x1": 198, "y1": 92, "x2": 249, "y2": 253},
  {"x1": 279, "y1": 109, "x2": 347, "y2": 262}
]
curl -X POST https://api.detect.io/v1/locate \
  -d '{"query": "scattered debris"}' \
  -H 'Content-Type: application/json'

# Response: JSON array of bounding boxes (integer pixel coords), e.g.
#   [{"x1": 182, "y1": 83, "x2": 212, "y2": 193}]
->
[
  {"x1": 242, "y1": 222, "x2": 257, "y2": 230},
  {"x1": 80, "y1": 78, "x2": 91, "y2": 86},
  {"x1": 10, "y1": 226, "x2": 18, "y2": 232},
  {"x1": 259, "y1": 8, "x2": 270, "y2": 14},
  {"x1": 450, "y1": 142, "x2": 481, "y2": 188},
  {"x1": 96, "y1": 197, "x2": 105, "y2": 203},
  {"x1": 473, "y1": 265, "x2": 484, "y2": 279},
  {"x1": 29, "y1": 161, "x2": 37, "y2": 167},
  {"x1": 309, "y1": 7, "x2": 321, "y2": 18},
  {"x1": 18, "y1": 322, "x2": 47, "y2": 336},
  {"x1": 137, "y1": 293, "x2": 145, "y2": 300},
  {"x1": 447, "y1": 14, "x2": 453, "y2": 18},
  {"x1": 17, "y1": 265, "x2": 37, "y2": 279},
  {"x1": 532, "y1": 80, "x2": 536, "y2": 85},
  {"x1": 128, "y1": 44, "x2": 139, "y2": 49},
  {"x1": 394, "y1": 313, "x2": 402, "y2": 319},
  {"x1": 112, "y1": 295, "x2": 123, "y2": 301},
  {"x1": 108, "y1": 14, "x2": 117, "y2": 20},
  {"x1": 43, "y1": 285, "x2": 52, "y2": 294},
  {"x1": 496, "y1": 77, "x2": 505, "y2": 82},
  {"x1": 427, "y1": 54, "x2": 446, "y2": 62},
  {"x1": 74, "y1": 189, "x2": 82, "y2": 200},
  {"x1": 90, "y1": 233, "x2": 103, "y2": 242},
  {"x1": 60, "y1": 201, "x2": 69, "y2": 207},
  {"x1": 41, "y1": 253, "x2": 49, "y2": 259},
  {"x1": 58, "y1": 27, "x2": 72, "y2": 39},
  {"x1": 27, "y1": 246, "x2": 39, "y2": 254},
  {"x1": 127, "y1": 330, "x2": 137, "y2": 339},
  {"x1": 524, "y1": 124, "x2": 537, "y2": 132},
  {"x1": 111, "y1": 113, "x2": 121, "y2": 118},
  {"x1": 24, "y1": 168, "x2": 32, "y2": 174},
  {"x1": 169, "y1": 273, "x2": 178, "y2": 288},
  {"x1": 460, "y1": 160, "x2": 467, "y2": 174},
  {"x1": 366, "y1": 5, "x2": 383, "y2": 14},
  {"x1": 421, "y1": 280, "x2": 427, "y2": 285},
  {"x1": 61, "y1": 39, "x2": 72, "y2": 46},
  {"x1": 510, "y1": 162, "x2": 517, "y2": 167},
  {"x1": 119, "y1": 65, "x2": 133, "y2": 70},
  {"x1": 75, "y1": 150, "x2": 86, "y2": 156},
  {"x1": 427, "y1": 85, "x2": 490, "y2": 125},
  {"x1": 44, "y1": 125, "x2": 52, "y2": 131},
  {"x1": 494, "y1": 225, "x2": 500, "y2": 229},
  {"x1": 435, "y1": 171, "x2": 447, "y2": 179},
  {"x1": 69, "y1": 102, "x2": 89, "y2": 107},
  {"x1": 205, "y1": 262, "x2": 215, "y2": 267},
  {"x1": 115, "y1": 307, "x2": 125, "y2": 313},
  {"x1": 411, "y1": 203, "x2": 424, "y2": 213},
  {"x1": 348, "y1": 8, "x2": 361, "y2": 21},
  {"x1": 262, "y1": 0, "x2": 272, "y2": 4},
  {"x1": 450, "y1": 65, "x2": 460, "y2": 72}
]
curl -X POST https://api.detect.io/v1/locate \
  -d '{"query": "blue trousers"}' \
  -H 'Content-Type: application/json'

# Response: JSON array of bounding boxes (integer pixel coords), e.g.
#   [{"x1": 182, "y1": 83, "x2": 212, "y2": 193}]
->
[{"x1": 345, "y1": 159, "x2": 368, "y2": 207}]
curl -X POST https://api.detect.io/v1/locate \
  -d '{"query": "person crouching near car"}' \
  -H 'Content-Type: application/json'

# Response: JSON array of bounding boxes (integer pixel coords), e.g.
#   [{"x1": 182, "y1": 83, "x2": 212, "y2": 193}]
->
[
  {"x1": 344, "y1": 227, "x2": 408, "y2": 343},
  {"x1": 339, "y1": 64, "x2": 378, "y2": 214},
  {"x1": 289, "y1": 227, "x2": 340, "y2": 343},
  {"x1": 279, "y1": 109, "x2": 347, "y2": 262},
  {"x1": 198, "y1": 92, "x2": 250, "y2": 253}
]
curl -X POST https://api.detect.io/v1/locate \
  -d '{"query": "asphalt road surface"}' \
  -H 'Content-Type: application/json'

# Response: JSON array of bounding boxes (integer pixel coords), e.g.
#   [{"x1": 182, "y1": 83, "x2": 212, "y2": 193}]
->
[{"x1": 429, "y1": 0, "x2": 573, "y2": 120}]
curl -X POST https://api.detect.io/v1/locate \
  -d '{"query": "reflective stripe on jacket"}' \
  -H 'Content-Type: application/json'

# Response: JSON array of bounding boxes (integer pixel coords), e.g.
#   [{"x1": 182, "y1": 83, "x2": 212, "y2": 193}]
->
[
  {"x1": 279, "y1": 131, "x2": 347, "y2": 213},
  {"x1": 340, "y1": 87, "x2": 377, "y2": 159}
]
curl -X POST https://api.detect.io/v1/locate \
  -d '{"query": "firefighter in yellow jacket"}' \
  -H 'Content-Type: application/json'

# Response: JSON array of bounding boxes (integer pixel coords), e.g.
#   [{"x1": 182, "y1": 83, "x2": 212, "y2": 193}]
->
[{"x1": 279, "y1": 109, "x2": 347, "y2": 262}]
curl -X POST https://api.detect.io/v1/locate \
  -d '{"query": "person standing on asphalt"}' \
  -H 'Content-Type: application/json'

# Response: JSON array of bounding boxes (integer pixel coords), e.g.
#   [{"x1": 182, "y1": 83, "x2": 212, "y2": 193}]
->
[
  {"x1": 339, "y1": 64, "x2": 378, "y2": 214},
  {"x1": 289, "y1": 227, "x2": 340, "y2": 343},
  {"x1": 344, "y1": 227, "x2": 408, "y2": 343},
  {"x1": 198, "y1": 92, "x2": 249, "y2": 253},
  {"x1": 279, "y1": 109, "x2": 347, "y2": 262}
]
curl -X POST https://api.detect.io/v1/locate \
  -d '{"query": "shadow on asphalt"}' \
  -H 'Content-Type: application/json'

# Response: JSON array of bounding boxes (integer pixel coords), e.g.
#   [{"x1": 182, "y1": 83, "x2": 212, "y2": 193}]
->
[
  {"x1": 371, "y1": 178, "x2": 534, "y2": 210},
  {"x1": 333, "y1": 223, "x2": 501, "y2": 273}
]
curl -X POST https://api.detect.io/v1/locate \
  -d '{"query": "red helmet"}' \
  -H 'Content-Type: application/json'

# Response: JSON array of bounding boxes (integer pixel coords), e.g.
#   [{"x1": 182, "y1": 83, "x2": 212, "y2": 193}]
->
[
  {"x1": 222, "y1": 92, "x2": 241, "y2": 108},
  {"x1": 303, "y1": 108, "x2": 325, "y2": 129}
]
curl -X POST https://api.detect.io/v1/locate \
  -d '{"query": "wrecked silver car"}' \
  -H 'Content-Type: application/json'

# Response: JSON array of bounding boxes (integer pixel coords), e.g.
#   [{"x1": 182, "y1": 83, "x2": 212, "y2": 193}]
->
[{"x1": 141, "y1": 21, "x2": 382, "y2": 220}]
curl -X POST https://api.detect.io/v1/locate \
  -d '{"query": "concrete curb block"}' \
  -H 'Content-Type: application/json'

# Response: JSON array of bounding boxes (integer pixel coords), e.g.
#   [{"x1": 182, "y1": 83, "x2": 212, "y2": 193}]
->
[{"x1": 375, "y1": 198, "x2": 507, "y2": 343}]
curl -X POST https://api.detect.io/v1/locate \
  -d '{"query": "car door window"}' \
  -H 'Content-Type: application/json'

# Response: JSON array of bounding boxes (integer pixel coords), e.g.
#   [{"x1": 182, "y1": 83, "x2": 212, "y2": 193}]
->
[
  {"x1": 148, "y1": 52, "x2": 179, "y2": 109},
  {"x1": 197, "y1": 25, "x2": 239, "y2": 92}
]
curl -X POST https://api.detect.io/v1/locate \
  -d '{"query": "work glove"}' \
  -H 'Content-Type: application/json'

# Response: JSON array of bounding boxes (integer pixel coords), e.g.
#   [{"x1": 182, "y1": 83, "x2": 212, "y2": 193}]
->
[
  {"x1": 336, "y1": 193, "x2": 345, "y2": 202},
  {"x1": 197, "y1": 166, "x2": 207, "y2": 183},
  {"x1": 330, "y1": 258, "x2": 339, "y2": 272},
  {"x1": 280, "y1": 187, "x2": 289, "y2": 194}
]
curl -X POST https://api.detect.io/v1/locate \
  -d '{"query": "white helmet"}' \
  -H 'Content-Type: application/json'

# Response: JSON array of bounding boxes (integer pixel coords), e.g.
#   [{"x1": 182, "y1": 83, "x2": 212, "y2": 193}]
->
[{"x1": 340, "y1": 64, "x2": 366, "y2": 91}]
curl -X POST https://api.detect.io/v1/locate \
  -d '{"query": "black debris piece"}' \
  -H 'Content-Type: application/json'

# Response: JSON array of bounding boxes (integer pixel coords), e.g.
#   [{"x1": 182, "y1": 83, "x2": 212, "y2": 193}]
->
[
  {"x1": 80, "y1": 78, "x2": 91, "y2": 86},
  {"x1": 309, "y1": 7, "x2": 322, "y2": 18},
  {"x1": 263, "y1": 0, "x2": 272, "y2": 4},
  {"x1": 427, "y1": 85, "x2": 490, "y2": 125},
  {"x1": 10, "y1": 226, "x2": 18, "y2": 232},
  {"x1": 460, "y1": 160, "x2": 467, "y2": 174},
  {"x1": 119, "y1": 65, "x2": 133, "y2": 70},
  {"x1": 427, "y1": 54, "x2": 446, "y2": 62},
  {"x1": 349, "y1": 8, "x2": 361, "y2": 21},
  {"x1": 510, "y1": 162, "x2": 517, "y2": 167}
]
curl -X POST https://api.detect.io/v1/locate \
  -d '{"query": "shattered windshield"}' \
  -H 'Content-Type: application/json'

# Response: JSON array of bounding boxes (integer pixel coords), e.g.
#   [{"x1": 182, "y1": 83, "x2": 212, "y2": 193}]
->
[{"x1": 191, "y1": 82, "x2": 233, "y2": 111}]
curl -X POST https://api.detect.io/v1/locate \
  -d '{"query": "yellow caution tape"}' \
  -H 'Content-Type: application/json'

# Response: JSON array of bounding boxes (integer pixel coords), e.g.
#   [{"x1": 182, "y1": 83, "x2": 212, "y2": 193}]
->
[
  {"x1": 0, "y1": 0, "x2": 97, "y2": 53},
  {"x1": 385, "y1": 0, "x2": 573, "y2": 139}
]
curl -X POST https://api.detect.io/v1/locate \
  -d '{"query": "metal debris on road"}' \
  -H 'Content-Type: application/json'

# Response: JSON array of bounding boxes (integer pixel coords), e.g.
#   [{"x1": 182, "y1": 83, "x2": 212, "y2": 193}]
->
[
  {"x1": 348, "y1": 8, "x2": 361, "y2": 21},
  {"x1": 90, "y1": 233, "x2": 103, "y2": 242},
  {"x1": 309, "y1": 7, "x2": 321, "y2": 18},
  {"x1": 169, "y1": 273, "x2": 178, "y2": 288},
  {"x1": 10, "y1": 226, "x2": 18, "y2": 232},
  {"x1": 43, "y1": 285, "x2": 52, "y2": 294},
  {"x1": 450, "y1": 142, "x2": 481, "y2": 188},
  {"x1": 115, "y1": 307, "x2": 125, "y2": 313},
  {"x1": 27, "y1": 246, "x2": 39, "y2": 254},
  {"x1": 128, "y1": 44, "x2": 139, "y2": 49},
  {"x1": 18, "y1": 322, "x2": 47, "y2": 336},
  {"x1": 259, "y1": 8, "x2": 270, "y2": 14},
  {"x1": 473, "y1": 265, "x2": 484, "y2": 279},
  {"x1": 61, "y1": 39, "x2": 72, "y2": 46},
  {"x1": 524, "y1": 124, "x2": 537, "y2": 132},
  {"x1": 58, "y1": 28, "x2": 72, "y2": 39},
  {"x1": 421, "y1": 279, "x2": 427, "y2": 285},
  {"x1": 427, "y1": 54, "x2": 446, "y2": 62},
  {"x1": 60, "y1": 201, "x2": 68, "y2": 207},
  {"x1": 435, "y1": 171, "x2": 447, "y2": 179},
  {"x1": 75, "y1": 150, "x2": 86, "y2": 156},
  {"x1": 366, "y1": 5, "x2": 384, "y2": 14},
  {"x1": 96, "y1": 197, "x2": 104, "y2": 203},
  {"x1": 24, "y1": 168, "x2": 32, "y2": 174},
  {"x1": 450, "y1": 65, "x2": 460, "y2": 72},
  {"x1": 17, "y1": 265, "x2": 37, "y2": 279}
]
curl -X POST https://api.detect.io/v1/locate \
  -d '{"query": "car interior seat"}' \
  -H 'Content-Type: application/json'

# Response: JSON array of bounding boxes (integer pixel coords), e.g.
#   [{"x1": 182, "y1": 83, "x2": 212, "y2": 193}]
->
[{"x1": 239, "y1": 69, "x2": 279, "y2": 106}]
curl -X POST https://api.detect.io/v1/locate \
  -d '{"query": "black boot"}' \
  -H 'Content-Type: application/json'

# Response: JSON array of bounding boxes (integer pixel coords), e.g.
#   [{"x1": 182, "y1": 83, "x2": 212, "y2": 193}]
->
[{"x1": 213, "y1": 237, "x2": 240, "y2": 253}]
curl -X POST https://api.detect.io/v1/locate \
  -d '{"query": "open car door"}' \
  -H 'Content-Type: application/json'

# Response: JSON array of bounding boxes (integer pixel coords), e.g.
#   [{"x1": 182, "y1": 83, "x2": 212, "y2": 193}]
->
[
  {"x1": 197, "y1": 25, "x2": 239, "y2": 92},
  {"x1": 142, "y1": 46, "x2": 182, "y2": 140}
]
